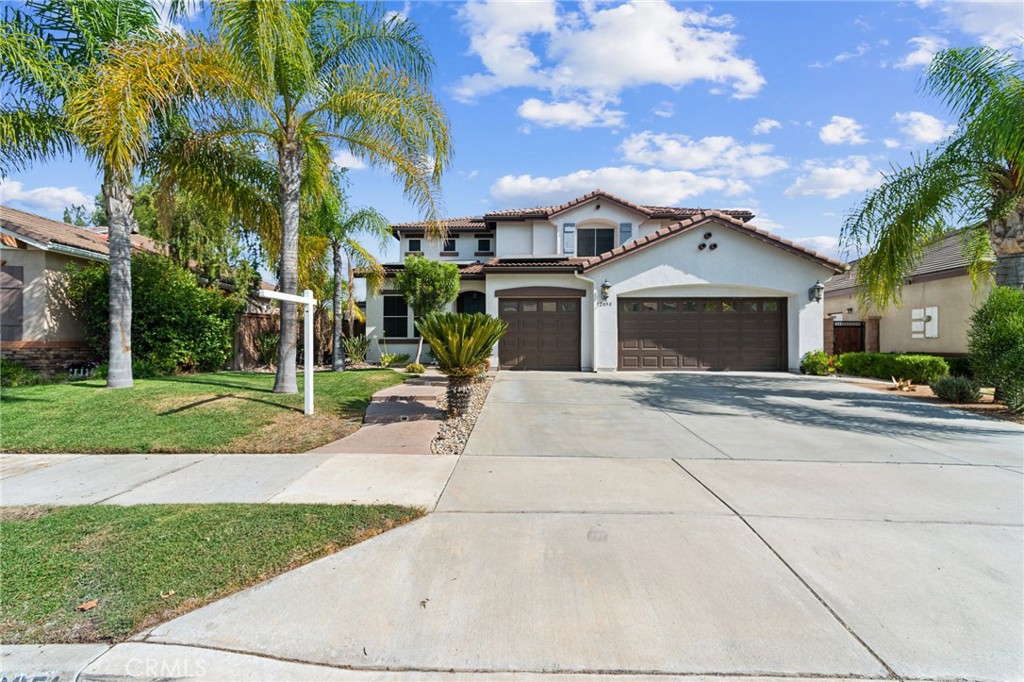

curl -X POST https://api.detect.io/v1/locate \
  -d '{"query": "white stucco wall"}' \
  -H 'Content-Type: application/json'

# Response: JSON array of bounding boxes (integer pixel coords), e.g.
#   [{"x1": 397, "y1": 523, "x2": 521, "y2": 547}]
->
[
  {"x1": 586, "y1": 223, "x2": 835, "y2": 371},
  {"x1": 0, "y1": 246, "x2": 88, "y2": 343},
  {"x1": 496, "y1": 223, "x2": 533, "y2": 256},
  {"x1": 485, "y1": 272, "x2": 594, "y2": 370}
]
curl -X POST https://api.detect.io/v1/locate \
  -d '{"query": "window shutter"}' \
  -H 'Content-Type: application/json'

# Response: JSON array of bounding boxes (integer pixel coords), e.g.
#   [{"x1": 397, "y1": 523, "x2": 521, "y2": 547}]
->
[
  {"x1": 619, "y1": 222, "x2": 633, "y2": 246},
  {"x1": 562, "y1": 223, "x2": 576, "y2": 255},
  {"x1": 925, "y1": 306, "x2": 939, "y2": 338}
]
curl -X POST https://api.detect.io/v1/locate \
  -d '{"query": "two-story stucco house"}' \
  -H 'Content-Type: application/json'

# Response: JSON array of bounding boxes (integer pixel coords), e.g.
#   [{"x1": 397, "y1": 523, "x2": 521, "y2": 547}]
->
[{"x1": 364, "y1": 190, "x2": 845, "y2": 372}]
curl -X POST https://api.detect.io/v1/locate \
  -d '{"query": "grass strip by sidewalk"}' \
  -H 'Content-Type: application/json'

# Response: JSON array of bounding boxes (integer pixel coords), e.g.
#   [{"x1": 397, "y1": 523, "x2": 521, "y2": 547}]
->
[
  {"x1": 0, "y1": 369, "x2": 405, "y2": 453},
  {"x1": 0, "y1": 503, "x2": 422, "y2": 643}
]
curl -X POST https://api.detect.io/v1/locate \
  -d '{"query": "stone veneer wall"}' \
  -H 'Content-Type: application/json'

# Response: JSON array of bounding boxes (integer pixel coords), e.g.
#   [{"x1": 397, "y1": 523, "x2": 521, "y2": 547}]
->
[{"x1": 0, "y1": 345, "x2": 100, "y2": 376}]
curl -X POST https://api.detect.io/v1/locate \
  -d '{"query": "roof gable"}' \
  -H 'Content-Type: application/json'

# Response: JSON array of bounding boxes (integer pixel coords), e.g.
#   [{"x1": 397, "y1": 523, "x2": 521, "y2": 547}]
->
[{"x1": 581, "y1": 211, "x2": 846, "y2": 273}]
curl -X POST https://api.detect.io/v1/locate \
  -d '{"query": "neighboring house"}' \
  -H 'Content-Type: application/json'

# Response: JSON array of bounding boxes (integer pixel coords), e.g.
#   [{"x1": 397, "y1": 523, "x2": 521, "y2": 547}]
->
[
  {"x1": 823, "y1": 231, "x2": 993, "y2": 356},
  {"x1": 364, "y1": 189, "x2": 844, "y2": 372},
  {"x1": 0, "y1": 205, "x2": 271, "y2": 374}
]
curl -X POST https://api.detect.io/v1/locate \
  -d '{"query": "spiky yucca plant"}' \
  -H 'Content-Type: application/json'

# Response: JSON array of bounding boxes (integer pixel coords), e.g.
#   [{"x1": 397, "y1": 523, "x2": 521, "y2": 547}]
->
[{"x1": 416, "y1": 312, "x2": 507, "y2": 415}]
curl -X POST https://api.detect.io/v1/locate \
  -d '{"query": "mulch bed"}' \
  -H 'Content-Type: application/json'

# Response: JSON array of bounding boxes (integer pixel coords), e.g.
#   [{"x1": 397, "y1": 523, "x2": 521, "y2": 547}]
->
[{"x1": 847, "y1": 380, "x2": 1023, "y2": 425}]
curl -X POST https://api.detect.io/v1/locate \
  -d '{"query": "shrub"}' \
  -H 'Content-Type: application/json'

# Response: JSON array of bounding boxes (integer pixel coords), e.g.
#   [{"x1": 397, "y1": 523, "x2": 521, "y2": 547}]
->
[
  {"x1": 416, "y1": 312, "x2": 507, "y2": 415},
  {"x1": 800, "y1": 350, "x2": 836, "y2": 376},
  {"x1": 836, "y1": 352, "x2": 949, "y2": 383},
  {"x1": 340, "y1": 335, "x2": 371, "y2": 363},
  {"x1": 968, "y1": 286, "x2": 1024, "y2": 413},
  {"x1": 379, "y1": 352, "x2": 397, "y2": 368},
  {"x1": 944, "y1": 355, "x2": 974, "y2": 378},
  {"x1": 405, "y1": 362, "x2": 425, "y2": 374},
  {"x1": 0, "y1": 358, "x2": 45, "y2": 387},
  {"x1": 255, "y1": 332, "x2": 279, "y2": 368},
  {"x1": 63, "y1": 253, "x2": 244, "y2": 375},
  {"x1": 930, "y1": 375, "x2": 982, "y2": 403}
]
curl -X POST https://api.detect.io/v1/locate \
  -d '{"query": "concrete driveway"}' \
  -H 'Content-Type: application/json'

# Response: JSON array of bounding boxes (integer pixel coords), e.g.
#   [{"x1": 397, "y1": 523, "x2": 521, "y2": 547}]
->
[{"x1": 68, "y1": 372, "x2": 1023, "y2": 680}]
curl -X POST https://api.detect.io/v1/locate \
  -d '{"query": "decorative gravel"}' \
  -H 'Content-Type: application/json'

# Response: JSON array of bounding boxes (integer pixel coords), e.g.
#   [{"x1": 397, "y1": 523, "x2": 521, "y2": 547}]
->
[{"x1": 431, "y1": 376, "x2": 494, "y2": 456}]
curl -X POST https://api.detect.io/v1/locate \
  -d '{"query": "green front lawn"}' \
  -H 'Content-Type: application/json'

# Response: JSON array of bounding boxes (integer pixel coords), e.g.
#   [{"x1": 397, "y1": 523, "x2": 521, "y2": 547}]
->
[
  {"x1": 0, "y1": 370, "x2": 405, "y2": 453},
  {"x1": 0, "y1": 504, "x2": 422, "y2": 643}
]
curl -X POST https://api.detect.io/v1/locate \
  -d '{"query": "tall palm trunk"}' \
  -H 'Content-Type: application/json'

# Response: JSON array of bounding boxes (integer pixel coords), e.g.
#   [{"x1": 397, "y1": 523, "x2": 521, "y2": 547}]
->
[
  {"x1": 346, "y1": 258, "x2": 357, "y2": 338},
  {"x1": 103, "y1": 169, "x2": 136, "y2": 389},
  {"x1": 274, "y1": 133, "x2": 300, "y2": 393},
  {"x1": 990, "y1": 198, "x2": 1024, "y2": 289},
  {"x1": 332, "y1": 240, "x2": 345, "y2": 371}
]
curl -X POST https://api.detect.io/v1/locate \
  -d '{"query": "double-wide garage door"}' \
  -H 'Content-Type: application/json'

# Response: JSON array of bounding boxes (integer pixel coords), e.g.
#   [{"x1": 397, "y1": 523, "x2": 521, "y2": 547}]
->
[
  {"x1": 499, "y1": 298, "x2": 580, "y2": 370},
  {"x1": 618, "y1": 297, "x2": 786, "y2": 371}
]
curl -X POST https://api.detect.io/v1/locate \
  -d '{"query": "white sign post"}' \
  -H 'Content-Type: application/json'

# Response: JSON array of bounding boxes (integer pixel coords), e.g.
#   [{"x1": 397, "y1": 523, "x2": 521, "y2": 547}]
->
[{"x1": 258, "y1": 289, "x2": 318, "y2": 416}]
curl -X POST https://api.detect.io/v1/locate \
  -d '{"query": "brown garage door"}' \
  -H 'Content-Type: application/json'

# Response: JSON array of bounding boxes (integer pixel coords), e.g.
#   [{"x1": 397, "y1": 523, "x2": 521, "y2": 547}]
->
[
  {"x1": 618, "y1": 298, "x2": 786, "y2": 371},
  {"x1": 499, "y1": 298, "x2": 580, "y2": 370}
]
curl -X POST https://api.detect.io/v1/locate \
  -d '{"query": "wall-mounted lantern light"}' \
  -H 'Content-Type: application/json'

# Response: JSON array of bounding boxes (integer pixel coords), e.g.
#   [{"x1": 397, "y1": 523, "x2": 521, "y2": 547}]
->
[
  {"x1": 809, "y1": 280, "x2": 825, "y2": 302},
  {"x1": 600, "y1": 279, "x2": 611, "y2": 301}
]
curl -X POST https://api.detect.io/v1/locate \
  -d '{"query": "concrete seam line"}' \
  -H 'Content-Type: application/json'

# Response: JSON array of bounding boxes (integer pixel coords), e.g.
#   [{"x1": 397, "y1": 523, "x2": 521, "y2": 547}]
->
[
  {"x1": 432, "y1": 455, "x2": 462, "y2": 512},
  {"x1": 263, "y1": 455, "x2": 332, "y2": 503},
  {"x1": 121, "y1": 638, "x2": 894, "y2": 678},
  {"x1": 656, "y1": 409, "x2": 733, "y2": 459},
  {"x1": 74, "y1": 644, "x2": 114, "y2": 682},
  {"x1": 673, "y1": 460, "x2": 903, "y2": 681},
  {"x1": 92, "y1": 455, "x2": 214, "y2": 505}
]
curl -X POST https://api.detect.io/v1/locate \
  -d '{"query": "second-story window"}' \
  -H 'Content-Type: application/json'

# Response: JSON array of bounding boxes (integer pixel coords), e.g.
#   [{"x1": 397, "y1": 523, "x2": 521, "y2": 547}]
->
[
  {"x1": 477, "y1": 237, "x2": 491, "y2": 252},
  {"x1": 442, "y1": 238, "x2": 456, "y2": 253},
  {"x1": 577, "y1": 228, "x2": 615, "y2": 257},
  {"x1": 408, "y1": 238, "x2": 421, "y2": 252}
]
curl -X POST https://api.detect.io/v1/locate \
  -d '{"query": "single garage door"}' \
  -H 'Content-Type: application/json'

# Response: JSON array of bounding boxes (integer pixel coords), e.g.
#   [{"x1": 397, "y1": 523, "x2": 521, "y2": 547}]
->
[
  {"x1": 499, "y1": 298, "x2": 581, "y2": 370},
  {"x1": 618, "y1": 297, "x2": 786, "y2": 371}
]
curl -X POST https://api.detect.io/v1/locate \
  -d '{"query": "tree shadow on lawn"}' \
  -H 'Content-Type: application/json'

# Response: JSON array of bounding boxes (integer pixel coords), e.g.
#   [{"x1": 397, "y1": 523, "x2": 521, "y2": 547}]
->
[
  {"x1": 573, "y1": 372, "x2": 1023, "y2": 443},
  {"x1": 152, "y1": 375, "x2": 277, "y2": 394},
  {"x1": 157, "y1": 393, "x2": 304, "y2": 416}
]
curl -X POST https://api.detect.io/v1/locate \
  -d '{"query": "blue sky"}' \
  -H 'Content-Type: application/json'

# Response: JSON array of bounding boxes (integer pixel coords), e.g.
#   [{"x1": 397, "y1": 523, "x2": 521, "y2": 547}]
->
[{"x1": 2, "y1": 0, "x2": 1022, "y2": 265}]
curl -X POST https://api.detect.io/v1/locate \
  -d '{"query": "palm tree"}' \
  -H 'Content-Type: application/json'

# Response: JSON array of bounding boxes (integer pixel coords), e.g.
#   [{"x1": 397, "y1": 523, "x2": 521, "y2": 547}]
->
[
  {"x1": 842, "y1": 47, "x2": 1023, "y2": 308},
  {"x1": 191, "y1": 0, "x2": 451, "y2": 394},
  {"x1": 1, "y1": 0, "x2": 236, "y2": 388},
  {"x1": 306, "y1": 181, "x2": 389, "y2": 371},
  {"x1": 417, "y1": 312, "x2": 507, "y2": 415}
]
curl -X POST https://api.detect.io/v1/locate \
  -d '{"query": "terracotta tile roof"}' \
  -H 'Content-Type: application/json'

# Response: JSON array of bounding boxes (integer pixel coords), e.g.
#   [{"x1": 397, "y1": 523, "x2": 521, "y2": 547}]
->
[
  {"x1": 580, "y1": 211, "x2": 846, "y2": 273},
  {"x1": 389, "y1": 190, "x2": 756, "y2": 234},
  {"x1": 391, "y1": 216, "x2": 487, "y2": 234},
  {"x1": 825, "y1": 230, "x2": 986, "y2": 293},
  {"x1": 483, "y1": 189, "x2": 755, "y2": 222},
  {"x1": 0, "y1": 205, "x2": 164, "y2": 257},
  {"x1": 377, "y1": 261, "x2": 492, "y2": 277},
  {"x1": 481, "y1": 257, "x2": 587, "y2": 272}
]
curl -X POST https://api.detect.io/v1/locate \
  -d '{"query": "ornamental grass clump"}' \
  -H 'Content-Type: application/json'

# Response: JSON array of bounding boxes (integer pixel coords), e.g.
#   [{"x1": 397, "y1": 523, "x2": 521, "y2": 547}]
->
[{"x1": 416, "y1": 312, "x2": 507, "y2": 415}]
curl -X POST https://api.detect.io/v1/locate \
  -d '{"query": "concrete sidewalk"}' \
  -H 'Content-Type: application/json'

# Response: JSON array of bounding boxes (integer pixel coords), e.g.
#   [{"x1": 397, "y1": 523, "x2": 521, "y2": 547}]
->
[
  {"x1": 4, "y1": 371, "x2": 1021, "y2": 681},
  {"x1": 1, "y1": 375, "x2": 453, "y2": 509}
]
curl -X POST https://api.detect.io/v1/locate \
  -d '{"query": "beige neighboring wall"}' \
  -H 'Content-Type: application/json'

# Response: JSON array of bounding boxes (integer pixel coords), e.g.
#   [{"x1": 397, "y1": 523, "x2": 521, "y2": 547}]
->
[
  {"x1": 1, "y1": 245, "x2": 89, "y2": 343},
  {"x1": 825, "y1": 272, "x2": 992, "y2": 354}
]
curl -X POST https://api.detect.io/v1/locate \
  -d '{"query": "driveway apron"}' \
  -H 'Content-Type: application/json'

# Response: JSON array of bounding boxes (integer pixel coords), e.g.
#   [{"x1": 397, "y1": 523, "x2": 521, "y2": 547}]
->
[{"x1": 96, "y1": 372, "x2": 1023, "y2": 680}]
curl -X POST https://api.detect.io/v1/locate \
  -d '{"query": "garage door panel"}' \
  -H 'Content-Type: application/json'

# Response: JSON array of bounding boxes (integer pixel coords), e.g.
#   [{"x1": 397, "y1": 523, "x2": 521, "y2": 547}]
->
[
  {"x1": 499, "y1": 298, "x2": 580, "y2": 371},
  {"x1": 619, "y1": 297, "x2": 786, "y2": 371}
]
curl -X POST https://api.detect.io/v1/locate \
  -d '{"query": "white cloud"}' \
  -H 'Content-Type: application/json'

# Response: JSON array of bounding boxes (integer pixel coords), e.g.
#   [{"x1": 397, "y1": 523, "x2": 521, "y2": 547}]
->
[
  {"x1": 793, "y1": 235, "x2": 840, "y2": 257},
  {"x1": 151, "y1": 0, "x2": 199, "y2": 35},
  {"x1": 819, "y1": 116, "x2": 868, "y2": 145},
  {"x1": 652, "y1": 101, "x2": 675, "y2": 118},
  {"x1": 0, "y1": 179, "x2": 91, "y2": 213},
  {"x1": 620, "y1": 132, "x2": 787, "y2": 178},
  {"x1": 332, "y1": 150, "x2": 367, "y2": 170},
  {"x1": 785, "y1": 156, "x2": 881, "y2": 199},
  {"x1": 752, "y1": 118, "x2": 781, "y2": 135},
  {"x1": 517, "y1": 98, "x2": 625, "y2": 129},
  {"x1": 811, "y1": 42, "x2": 871, "y2": 68},
  {"x1": 893, "y1": 111, "x2": 956, "y2": 144},
  {"x1": 385, "y1": 0, "x2": 412, "y2": 22},
  {"x1": 455, "y1": 0, "x2": 764, "y2": 128},
  {"x1": 894, "y1": 35, "x2": 948, "y2": 70},
  {"x1": 491, "y1": 166, "x2": 749, "y2": 207},
  {"x1": 938, "y1": 1, "x2": 1023, "y2": 50},
  {"x1": 883, "y1": 138, "x2": 901, "y2": 149}
]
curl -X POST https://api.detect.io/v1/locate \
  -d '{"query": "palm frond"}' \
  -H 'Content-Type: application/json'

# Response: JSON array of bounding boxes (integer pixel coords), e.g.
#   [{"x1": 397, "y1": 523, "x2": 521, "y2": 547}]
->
[{"x1": 65, "y1": 32, "x2": 238, "y2": 176}]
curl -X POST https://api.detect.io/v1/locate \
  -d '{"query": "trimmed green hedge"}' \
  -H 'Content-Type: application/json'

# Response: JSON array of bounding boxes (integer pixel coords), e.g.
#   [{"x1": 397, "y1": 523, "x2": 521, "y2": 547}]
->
[{"x1": 836, "y1": 352, "x2": 949, "y2": 383}]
